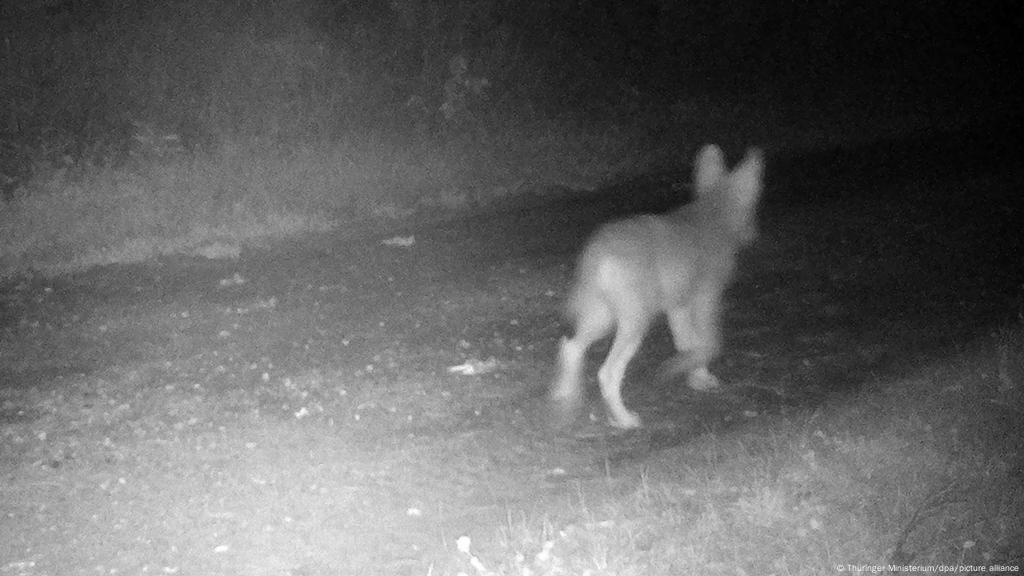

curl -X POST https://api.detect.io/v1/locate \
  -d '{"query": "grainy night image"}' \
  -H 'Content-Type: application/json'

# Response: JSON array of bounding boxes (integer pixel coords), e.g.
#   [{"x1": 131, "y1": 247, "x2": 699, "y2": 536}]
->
[{"x1": 0, "y1": 1, "x2": 1021, "y2": 574}]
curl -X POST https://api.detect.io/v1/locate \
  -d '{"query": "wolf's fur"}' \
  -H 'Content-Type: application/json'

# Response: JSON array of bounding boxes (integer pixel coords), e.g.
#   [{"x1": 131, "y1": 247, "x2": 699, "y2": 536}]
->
[{"x1": 551, "y1": 144, "x2": 764, "y2": 429}]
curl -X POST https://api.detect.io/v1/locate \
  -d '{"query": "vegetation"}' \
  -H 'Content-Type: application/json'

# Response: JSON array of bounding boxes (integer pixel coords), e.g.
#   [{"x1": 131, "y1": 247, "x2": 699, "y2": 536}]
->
[
  {"x1": 454, "y1": 330, "x2": 1023, "y2": 575},
  {"x1": 3, "y1": 0, "x2": 1013, "y2": 276},
  {"x1": 0, "y1": 0, "x2": 667, "y2": 274}
]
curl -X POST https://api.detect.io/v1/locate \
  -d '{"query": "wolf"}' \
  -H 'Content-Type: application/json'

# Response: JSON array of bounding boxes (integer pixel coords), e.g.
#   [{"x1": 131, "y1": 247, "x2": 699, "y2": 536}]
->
[{"x1": 551, "y1": 144, "x2": 764, "y2": 429}]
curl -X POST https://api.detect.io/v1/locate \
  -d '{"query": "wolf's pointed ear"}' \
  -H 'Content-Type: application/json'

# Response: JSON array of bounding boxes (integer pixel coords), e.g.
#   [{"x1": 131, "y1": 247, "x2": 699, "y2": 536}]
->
[
  {"x1": 694, "y1": 144, "x2": 726, "y2": 194},
  {"x1": 730, "y1": 147, "x2": 764, "y2": 205}
]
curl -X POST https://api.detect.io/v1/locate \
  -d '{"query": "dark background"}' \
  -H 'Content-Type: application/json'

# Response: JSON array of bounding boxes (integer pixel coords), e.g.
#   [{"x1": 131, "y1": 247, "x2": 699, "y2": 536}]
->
[{"x1": 3, "y1": 0, "x2": 1019, "y2": 140}]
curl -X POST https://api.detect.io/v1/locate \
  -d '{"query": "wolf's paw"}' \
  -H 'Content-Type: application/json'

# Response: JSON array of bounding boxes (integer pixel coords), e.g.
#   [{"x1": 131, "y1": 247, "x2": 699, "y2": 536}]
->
[
  {"x1": 608, "y1": 409, "x2": 642, "y2": 430},
  {"x1": 687, "y1": 368, "x2": 722, "y2": 391},
  {"x1": 657, "y1": 353, "x2": 694, "y2": 382}
]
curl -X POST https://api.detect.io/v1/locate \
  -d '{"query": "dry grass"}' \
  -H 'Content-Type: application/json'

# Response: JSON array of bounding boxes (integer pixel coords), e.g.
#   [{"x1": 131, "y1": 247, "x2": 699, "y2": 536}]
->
[
  {"x1": 2, "y1": 1, "x2": 661, "y2": 278},
  {"x1": 445, "y1": 330, "x2": 1023, "y2": 575},
  {"x1": 0, "y1": 122, "x2": 650, "y2": 277}
]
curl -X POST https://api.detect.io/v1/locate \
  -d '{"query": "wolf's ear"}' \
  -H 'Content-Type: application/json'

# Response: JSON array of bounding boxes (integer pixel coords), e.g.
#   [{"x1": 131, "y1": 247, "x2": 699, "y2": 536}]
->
[
  {"x1": 694, "y1": 144, "x2": 726, "y2": 194},
  {"x1": 730, "y1": 147, "x2": 764, "y2": 207}
]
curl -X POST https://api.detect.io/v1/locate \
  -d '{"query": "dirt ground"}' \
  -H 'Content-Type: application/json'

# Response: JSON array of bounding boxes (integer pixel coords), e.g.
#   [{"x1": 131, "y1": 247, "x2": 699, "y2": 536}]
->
[{"x1": 1, "y1": 124, "x2": 1022, "y2": 575}]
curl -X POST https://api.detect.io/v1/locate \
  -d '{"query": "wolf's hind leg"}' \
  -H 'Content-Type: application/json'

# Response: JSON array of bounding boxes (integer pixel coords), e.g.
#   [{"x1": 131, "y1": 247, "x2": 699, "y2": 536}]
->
[
  {"x1": 596, "y1": 303, "x2": 649, "y2": 429},
  {"x1": 550, "y1": 293, "x2": 612, "y2": 427},
  {"x1": 666, "y1": 297, "x2": 723, "y2": 391}
]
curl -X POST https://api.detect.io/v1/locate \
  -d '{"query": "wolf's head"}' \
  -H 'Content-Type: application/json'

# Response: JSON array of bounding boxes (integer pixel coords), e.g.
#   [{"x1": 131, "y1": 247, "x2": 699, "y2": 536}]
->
[{"x1": 693, "y1": 144, "x2": 764, "y2": 244}]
